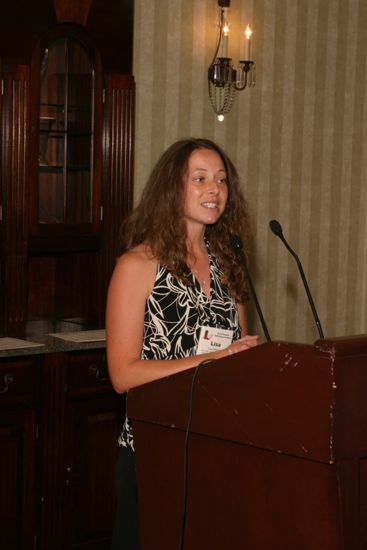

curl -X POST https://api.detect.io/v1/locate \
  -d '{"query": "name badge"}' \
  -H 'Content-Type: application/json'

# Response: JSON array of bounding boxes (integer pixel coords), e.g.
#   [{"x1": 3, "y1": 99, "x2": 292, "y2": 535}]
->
[{"x1": 196, "y1": 325, "x2": 234, "y2": 355}]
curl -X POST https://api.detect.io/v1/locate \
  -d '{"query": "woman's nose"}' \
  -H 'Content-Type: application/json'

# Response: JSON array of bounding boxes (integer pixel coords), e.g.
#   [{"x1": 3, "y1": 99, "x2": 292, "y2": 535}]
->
[{"x1": 207, "y1": 180, "x2": 220, "y2": 194}]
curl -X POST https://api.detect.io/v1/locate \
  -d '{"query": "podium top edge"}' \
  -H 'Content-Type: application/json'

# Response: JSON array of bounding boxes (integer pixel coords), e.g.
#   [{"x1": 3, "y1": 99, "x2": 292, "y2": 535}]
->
[
  {"x1": 314, "y1": 334, "x2": 367, "y2": 357},
  {"x1": 253, "y1": 336, "x2": 367, "y2": 358}
]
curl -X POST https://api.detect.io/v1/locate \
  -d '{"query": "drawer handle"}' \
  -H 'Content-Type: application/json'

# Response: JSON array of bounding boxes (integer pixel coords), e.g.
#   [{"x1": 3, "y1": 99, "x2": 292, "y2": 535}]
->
[
  {"x1": 88, "y1": 364, "x2": 109, "y2": 382},
  {"x1": 0, "y1": 373, "x2": 14, "y2": 394}
]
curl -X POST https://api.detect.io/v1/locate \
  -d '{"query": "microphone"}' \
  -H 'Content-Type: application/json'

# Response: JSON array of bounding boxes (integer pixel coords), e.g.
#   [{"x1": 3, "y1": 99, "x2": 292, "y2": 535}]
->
[
  {"x1": 269, "y1": 219, "x2": 324, "y2": 339},
  {"x1": 230, "y1": 235, "x2": 271, "y2": 342}
]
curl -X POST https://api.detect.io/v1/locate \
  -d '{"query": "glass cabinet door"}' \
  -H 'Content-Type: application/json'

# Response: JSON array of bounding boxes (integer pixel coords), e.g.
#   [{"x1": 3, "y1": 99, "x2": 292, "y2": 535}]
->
[{"x1": 38, "y1": 38, "x2": 94, "y2": 225}]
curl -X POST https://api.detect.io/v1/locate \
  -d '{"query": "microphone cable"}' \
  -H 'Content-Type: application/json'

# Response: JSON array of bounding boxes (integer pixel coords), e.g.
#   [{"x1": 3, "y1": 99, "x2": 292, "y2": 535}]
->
[{"x1": 177, "y1": 359, "x2": 213, "y2": 550}]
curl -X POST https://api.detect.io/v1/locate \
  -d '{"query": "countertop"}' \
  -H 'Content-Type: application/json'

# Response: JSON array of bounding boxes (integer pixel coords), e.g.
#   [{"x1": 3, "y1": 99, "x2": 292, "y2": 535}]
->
[{"x1": 0, "y1": 329, "x2": 106, "y2": 359}]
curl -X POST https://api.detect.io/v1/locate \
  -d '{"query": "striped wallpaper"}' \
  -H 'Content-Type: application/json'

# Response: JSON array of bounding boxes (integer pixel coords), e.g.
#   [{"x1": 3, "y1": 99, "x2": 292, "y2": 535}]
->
[{"x1": 133, "y1": 0, "x2": 367, "y2": 344}]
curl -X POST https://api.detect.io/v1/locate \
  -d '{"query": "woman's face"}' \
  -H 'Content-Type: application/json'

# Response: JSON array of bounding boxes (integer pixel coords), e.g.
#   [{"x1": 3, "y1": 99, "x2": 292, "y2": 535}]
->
[{"x1": 182, "y1": 148, "x2": 228, "y2": 230}]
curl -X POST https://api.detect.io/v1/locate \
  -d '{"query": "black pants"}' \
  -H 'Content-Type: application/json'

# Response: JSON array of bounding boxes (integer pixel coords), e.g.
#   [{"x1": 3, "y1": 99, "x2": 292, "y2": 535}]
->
[{"x1": 111, "y1": 445, "x2": 140, "y2": 550}]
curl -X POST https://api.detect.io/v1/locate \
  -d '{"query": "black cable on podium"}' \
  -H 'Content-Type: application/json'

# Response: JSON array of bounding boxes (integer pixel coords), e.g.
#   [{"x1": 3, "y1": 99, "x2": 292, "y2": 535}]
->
[{"x1": 177, "y1": 360, "x2": 210, "y2": 550}]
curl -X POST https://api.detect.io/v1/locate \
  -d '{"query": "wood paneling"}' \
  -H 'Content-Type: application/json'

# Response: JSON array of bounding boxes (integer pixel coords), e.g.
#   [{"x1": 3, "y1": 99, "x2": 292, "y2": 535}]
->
[
  {"x1": 3, "y1": 64, "x2": 29, "y2": 335},
  {"x1": 102, "y1": 73, "x2": 135, "y2": 291}
]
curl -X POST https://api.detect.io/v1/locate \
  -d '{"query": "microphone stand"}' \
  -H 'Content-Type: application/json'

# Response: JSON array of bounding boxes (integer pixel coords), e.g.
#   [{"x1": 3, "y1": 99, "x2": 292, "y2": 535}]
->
[
  {"x1": 231, "y1": 236, "x2": 271, "y2": 342},
  {"x1": 269, "y1": 220, "x2": 324, "y2": 340}
]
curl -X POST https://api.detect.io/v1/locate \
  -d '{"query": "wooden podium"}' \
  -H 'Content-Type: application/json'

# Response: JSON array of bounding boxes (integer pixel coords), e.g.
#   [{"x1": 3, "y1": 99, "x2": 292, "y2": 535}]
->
[{"x1": 127, "y1": 336, "x2": 367, "y2": 550}]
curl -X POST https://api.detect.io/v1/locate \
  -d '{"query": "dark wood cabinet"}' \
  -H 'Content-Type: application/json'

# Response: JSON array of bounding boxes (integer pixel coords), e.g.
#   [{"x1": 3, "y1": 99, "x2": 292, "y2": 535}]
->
[
  {"x1": 0, "y1": 356, "x2": 41, "y2": 550},
  {"x1": 0, "y1": 2, "x2": 132, "y2": 546},
  {"x1": 0, "y1": 348, "x2": 123, "y2": 550},
  {"x1": 53, "y1": 350, "x2": 122, "y2": 550},
  {"x1": 0, "y1": 0, "x2": 135, "y2": 337}
]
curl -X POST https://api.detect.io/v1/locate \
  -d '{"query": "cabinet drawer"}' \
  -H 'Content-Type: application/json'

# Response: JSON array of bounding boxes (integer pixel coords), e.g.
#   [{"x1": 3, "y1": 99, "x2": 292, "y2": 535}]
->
[
  {"x1": 0, "y1": 357, "x2": 40, "y2": 406},
  {"x1": 65, "y1": 350, "x2": 112, "y2": 396}
]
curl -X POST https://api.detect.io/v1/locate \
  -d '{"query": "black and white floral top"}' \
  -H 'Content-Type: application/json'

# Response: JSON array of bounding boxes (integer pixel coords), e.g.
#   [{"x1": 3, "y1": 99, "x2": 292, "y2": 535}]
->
[{"x1": 118, "y1": 245, "x2": 241, "y2": 450}]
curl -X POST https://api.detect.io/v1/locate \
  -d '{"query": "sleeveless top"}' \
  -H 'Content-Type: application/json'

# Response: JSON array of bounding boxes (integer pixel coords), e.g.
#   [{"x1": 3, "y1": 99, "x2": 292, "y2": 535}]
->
[{"x1": 118, "y1": 245, "x2": 241, "y2": 450}]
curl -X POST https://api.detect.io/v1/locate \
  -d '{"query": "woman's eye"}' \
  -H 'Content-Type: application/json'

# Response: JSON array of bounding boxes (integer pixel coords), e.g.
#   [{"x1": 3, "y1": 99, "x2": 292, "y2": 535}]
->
[{"x1": 217, "y1": 178, "x2": 227, "y2": 185}]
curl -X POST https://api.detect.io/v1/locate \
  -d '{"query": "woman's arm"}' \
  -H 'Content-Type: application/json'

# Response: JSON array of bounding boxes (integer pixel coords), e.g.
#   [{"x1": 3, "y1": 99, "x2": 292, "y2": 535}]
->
[{"x1": 106, "y1": 249, "x2": 258, "y2": 393}]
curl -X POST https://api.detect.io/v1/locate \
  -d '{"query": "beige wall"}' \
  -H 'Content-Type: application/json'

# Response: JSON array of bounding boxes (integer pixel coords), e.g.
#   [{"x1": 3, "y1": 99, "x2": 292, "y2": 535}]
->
[{"x1": 133, "y1": 0, "x2": 367, "y2": 344}]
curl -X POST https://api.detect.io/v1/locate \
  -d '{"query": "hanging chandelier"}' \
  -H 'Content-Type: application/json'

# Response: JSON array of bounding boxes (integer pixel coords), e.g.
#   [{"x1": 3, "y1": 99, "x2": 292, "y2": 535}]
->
[{"x1": 208, "y1": 0, "x2": 255, "y2": 120}]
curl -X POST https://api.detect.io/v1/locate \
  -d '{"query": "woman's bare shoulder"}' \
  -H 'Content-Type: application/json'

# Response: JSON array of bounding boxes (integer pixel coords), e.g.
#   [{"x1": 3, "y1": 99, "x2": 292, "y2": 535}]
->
[{"x1": 112, "y1": 244, "x2": 157, "y2": 288}]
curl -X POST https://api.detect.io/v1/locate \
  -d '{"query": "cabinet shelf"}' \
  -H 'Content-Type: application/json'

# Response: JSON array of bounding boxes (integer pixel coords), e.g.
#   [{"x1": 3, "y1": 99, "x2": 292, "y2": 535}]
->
[
  {"x1": 41, "y1": 102, "x2": 92, "y2": 112},
  {"x1": 38, "y1": 164, "x2": 91, "y2": 172},
  {"x1": 39, "y1": 131, "x2": 93, "y2": 138}
]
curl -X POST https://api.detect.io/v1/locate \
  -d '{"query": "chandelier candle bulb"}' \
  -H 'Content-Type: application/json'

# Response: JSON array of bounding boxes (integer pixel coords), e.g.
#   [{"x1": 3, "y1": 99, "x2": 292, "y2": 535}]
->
[
  {"x1": 221, "y1": 22, "x2": 229, "y2": 57},
  {"x1": 244, "y1": 24, "x2": 252, "y2": 60}
]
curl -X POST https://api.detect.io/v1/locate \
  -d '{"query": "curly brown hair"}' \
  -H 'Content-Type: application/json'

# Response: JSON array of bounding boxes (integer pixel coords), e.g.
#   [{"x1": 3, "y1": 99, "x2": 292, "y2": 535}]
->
[{"x1": 119, "y1": 138, "x2": 252, "y2": 302}]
